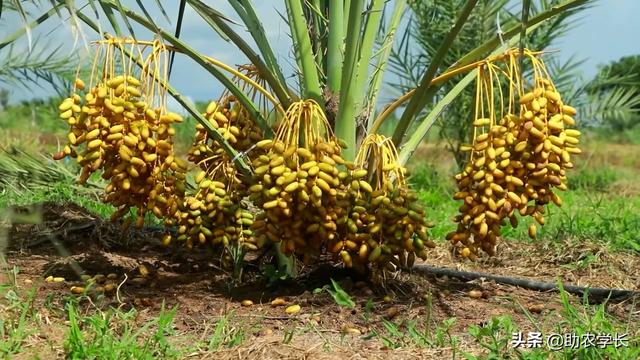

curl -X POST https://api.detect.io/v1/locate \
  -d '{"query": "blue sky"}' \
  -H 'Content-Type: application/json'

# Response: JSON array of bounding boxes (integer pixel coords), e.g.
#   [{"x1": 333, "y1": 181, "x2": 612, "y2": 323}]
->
[
  {"x1": 2, "y1": 1, "x2": 639, "y2": 105},
  {"x1": 553, "y1": 0, "x2": 640, "y2": 78}
]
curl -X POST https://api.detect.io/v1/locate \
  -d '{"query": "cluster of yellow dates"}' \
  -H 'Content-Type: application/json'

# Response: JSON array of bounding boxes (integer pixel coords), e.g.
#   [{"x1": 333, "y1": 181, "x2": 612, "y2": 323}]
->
[
  {"x1": 341, "y1": 135, "x2": 435, "y2": 272},
  {"x1": 449, "y1": 69, "x2": 581, "y2": 259},
  {"x1": 163, "y1": 95, "x2": 265, "y2": 251},
  {"x1": 247, "y1": 102, "x2": 435, "y2": 271},
  {"x1": 249, "y1": 101, "x2": 358, "y2": 265},
  {"x1": 55, "y1": 75, "x2": 186, "y2": 228}
]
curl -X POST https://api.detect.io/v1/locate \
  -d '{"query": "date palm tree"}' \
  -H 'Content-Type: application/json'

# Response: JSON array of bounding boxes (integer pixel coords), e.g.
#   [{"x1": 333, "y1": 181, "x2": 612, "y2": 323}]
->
[{"x1": 1, "y1": 0, "x2": 591, "y2": 274}]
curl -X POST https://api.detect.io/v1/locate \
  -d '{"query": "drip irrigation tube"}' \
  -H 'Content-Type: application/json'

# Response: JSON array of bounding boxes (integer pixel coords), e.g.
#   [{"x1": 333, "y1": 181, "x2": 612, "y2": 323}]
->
[{"x1": 413, "y1": 264, "x2": 639, "y2": 303}]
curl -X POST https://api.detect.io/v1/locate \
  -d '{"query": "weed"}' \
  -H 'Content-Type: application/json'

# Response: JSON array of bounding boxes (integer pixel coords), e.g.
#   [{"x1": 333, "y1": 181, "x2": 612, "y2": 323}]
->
[
  {"x1": 559, "y1": 253, "x2": 597, "y2": 271},
  {"x1": 206, "y1": 311, "x2": 245, "y2": 351},
  {"x1": 64, "y1": 301, "x2": 182, "y2": 359},
  {"x1": 369, "y1": 294, "x2": 460, "y2": 353},
  {"x1": 467, "y1": 316, "x2": 546, "y2": 359},
  {"x1": 0, "y1": 284, "x2": 37, "y2": 356},
  {"x1": 372, "y1": 317, "x2": 460, "y2": 351},
  {"x1": 550, "y1": 282, "x2": 640, "y2": 360},
  {"x1": 313, "y1": 279, "x2": 356, "y2": 309},
  {"x1": 282, "y1": 327, "x2": 295, "y2": 345},
  {"x1": 362, "y1": 299, "x2": 374, "y2": 324},
  {"x1": 329, "y1": 279, "x2": 356, "y2": 308},
  {"x1": 465, "y1": 285, "x2": 639, "y2": 359},
  {"x1": 409, "y1": 164, "x2": 451, "y2": 192},
  {"x1": 263, "y1": 263, "x2": 291, "y2": 287}
]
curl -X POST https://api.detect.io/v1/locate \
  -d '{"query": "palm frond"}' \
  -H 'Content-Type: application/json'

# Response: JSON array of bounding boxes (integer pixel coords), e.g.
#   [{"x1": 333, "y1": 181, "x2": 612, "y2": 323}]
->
[
  {"x1": 168, "y1": 0, "x2": 187, "y2": 80},
  {"x1": 0, "y1": 147, "x2": 102, "y2": 195},
  {"x1": 581, "y1": 87, "x2": 640, "y2": 129},
  {"x1": 527, "y1": 0, "x2": 595, "y2": 50},
  {"x1": 588, "y1": 74, "x2": 640, "y2": 91},
  {"x1": 0, "y1": 39, "x2": 77, "y2": 94},
  {"x1": 544, "y1": 54, "x2": 587, "y2": 102}
]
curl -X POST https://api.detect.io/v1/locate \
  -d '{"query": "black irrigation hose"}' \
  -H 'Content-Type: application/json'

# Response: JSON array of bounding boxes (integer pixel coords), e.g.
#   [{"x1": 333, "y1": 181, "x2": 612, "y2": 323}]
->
[{"x1": 413, "y1": 264, "x2": 640, "y2": 303}]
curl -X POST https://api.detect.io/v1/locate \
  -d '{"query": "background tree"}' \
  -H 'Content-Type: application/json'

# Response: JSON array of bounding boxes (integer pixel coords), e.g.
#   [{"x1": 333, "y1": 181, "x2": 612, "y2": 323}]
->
[
  {"x1": 592, "y1": 55, "x2": 640, "y2": 92},
  {"x1": 585, "y1": 55, "x2": 640, "y2": 131},
  {"x1": 0, "y1": 89, "x2": 8, "y2": 110}
]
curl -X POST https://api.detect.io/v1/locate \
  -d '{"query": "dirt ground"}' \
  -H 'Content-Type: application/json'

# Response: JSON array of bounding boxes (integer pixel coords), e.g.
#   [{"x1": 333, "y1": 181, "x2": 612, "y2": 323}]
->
[{"x1": 2, "y1": 203, "x2": 639, "y2": 359}]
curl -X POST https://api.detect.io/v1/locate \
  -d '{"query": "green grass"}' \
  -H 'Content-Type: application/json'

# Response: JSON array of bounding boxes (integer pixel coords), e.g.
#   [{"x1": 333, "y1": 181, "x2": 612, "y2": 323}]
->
[
  {"x1": 205, "y1": 311, "x2": 246, "y2": 351},
  {"x1": 465, "y1": 284, "x2": 639, "y2": 359},
  {"x1": 0, "y1": 180, "x2": 114, "y2": 218},
  {"x1": 314, "y1": 279, "x2": 357, "y2": 309},
  {"x1": 365, "y1": 283, "x2": 638, "y2": 359},
  {"x1": 568, "y1": 166, "x2": 620, "y2": 192},
  {"x1": 490, "y1": 190, "x2": 640, "y2": 252},
  {"x1": 0, "y1": 98, "x2": 66, "y2": 136},
  {"x1": 371, "y1": 312, "x2": 461, "y2": 352},
  {"x1": 0, "y1": 99, "x2": 203, "y2": 157},
  {"x1": 0, "y1": 268, "x2": 37, "y2": 357},
  {"x1": 0, "y1": 267, "x2": 249, "y2": 359},
  {"x1": 370, "y1": 296, "x2": 475, "y2": 354},
  {"x1": 591, "y1": 125, "x2": 640, "y2": 146},
  {"x1": 64, "y1": 301, "x2": 183, "y2": 360}
]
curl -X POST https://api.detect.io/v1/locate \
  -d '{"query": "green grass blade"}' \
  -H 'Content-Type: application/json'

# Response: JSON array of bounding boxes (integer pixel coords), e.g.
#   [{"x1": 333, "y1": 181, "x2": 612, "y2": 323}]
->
[
  {"x1": 335, "y1": 0, "x2": 365, "y2": 160},
  {"x1": 391, "y1": 0, "x2": 478, "y2": 147},
  {"x1": 285, "y1": 0, "x2": 323, "y2": 103},
  {"x1": 328, "y1": 279, "x2": 356, "y2": 308},
  {"x1": 326, "y1": 0, "x2": 344, "y2": 93}
]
